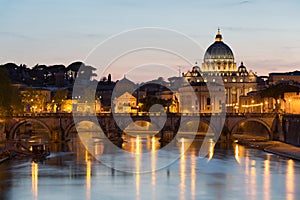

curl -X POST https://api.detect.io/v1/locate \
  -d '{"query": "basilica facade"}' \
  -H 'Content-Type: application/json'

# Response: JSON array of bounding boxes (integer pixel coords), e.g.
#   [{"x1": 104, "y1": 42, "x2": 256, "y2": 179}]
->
[{"x1": 179, "y1": 29, "x2": 265, "y2": 113}]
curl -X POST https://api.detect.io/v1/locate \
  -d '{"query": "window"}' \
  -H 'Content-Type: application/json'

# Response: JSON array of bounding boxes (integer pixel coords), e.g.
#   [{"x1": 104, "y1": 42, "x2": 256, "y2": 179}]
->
[{"x1": 207, "y1": 98, "x2": 211, "y2": 105}]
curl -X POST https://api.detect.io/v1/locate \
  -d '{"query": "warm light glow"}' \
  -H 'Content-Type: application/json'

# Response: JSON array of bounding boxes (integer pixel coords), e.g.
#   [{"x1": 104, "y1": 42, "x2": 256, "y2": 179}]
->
[
  {"x1": 241, "y1": 103, "x2": 264, "y2": 108},
  {"x1": 207, "y1": 139, "x2": 214, "y2": 161},
  {"x1": 250, "y1": 159, "x2": 256, "y2": 200},
  {"x1": 180, "y1": 137, "x2": 186, "y2": 200},
  {"x1": 181, "y1": 138, "x2": 185, "y2": 155},
  {"x1": 234, "y1": 143, "x2": 240, "y2": 164},
  {"x1": 31, "y1": 162, "x2": 38, "y2": 200},
  {"x1": 245, "y1": 153, "x2": 249, "y2": 175},
  {"x1": 86, "y1": 158, "x2": 91, "y2": 200},
  {"x1": 286, "y1": 159, "x2": 294, "y2": 200},
  {"x1": 190, "y1": 154, "x2": 196, "y2": 200},
  {"x1": 152, "y1": 136, "x2": 157, "y2": 152},
  {"x1": 151, "y1": 136, "x2": 156, "y2": 197},
  {"x1": 135, "y1": 136, "x2": 141, "y2": 200},
  {"x1": 264, "y1": 155, "x2": 270, "y2": 200},
  {"x1": 136, "y1": 135, "x2": 141, "y2": 155}
]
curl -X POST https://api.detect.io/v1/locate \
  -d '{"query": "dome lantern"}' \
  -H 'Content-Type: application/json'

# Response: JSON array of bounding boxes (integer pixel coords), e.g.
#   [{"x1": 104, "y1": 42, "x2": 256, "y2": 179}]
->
[{"x1": 215, "y1": 28, "x2": 222, "y2": 42}]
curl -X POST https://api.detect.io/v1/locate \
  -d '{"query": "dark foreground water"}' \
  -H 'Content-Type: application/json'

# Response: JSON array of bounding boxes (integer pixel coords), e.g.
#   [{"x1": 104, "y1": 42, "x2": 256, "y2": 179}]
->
[{"x1": 0, "y1": 137, "x2": 300, "y2": 200}]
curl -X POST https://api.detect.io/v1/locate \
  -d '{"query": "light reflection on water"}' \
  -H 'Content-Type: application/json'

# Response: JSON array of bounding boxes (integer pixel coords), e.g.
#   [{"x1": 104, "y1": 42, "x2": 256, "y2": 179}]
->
[
  {"x1": 31, "y1": 162, "x2": 38, "y2": 200},
  {"x1": 0, "y1": 136, "x2": 300, "y2": 200}
]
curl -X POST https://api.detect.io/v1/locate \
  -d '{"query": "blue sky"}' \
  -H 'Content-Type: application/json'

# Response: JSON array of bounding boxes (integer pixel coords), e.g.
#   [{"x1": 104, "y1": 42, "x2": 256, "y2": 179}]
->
[{"x1": 0, "y1": 0, "x2": 299, "y2": 81}]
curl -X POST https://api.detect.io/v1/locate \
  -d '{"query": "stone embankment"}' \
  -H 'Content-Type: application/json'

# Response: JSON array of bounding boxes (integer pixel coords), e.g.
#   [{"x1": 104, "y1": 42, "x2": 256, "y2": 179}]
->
[{"x1": 232, "y1": 134, "x2": 300, "y2": 161}]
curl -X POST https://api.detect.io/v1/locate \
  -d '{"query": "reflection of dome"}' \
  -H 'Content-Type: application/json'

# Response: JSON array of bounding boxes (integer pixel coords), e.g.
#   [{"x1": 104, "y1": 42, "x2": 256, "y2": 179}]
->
[{"x1": 202, "y1": 29, "x2": 236, "y2": 72}]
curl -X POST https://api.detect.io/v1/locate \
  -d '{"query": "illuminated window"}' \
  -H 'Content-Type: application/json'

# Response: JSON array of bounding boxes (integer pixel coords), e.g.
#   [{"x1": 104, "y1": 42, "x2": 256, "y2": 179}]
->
[{"x1": 240, "y1": 79, "x2": 243, "y2": 82}]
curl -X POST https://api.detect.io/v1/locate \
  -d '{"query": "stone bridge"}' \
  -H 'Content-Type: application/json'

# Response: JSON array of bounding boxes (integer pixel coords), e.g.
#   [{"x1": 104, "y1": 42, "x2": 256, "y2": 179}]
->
[{"x1": 0, "y1": 112, "x2": 280, "y2": 142}]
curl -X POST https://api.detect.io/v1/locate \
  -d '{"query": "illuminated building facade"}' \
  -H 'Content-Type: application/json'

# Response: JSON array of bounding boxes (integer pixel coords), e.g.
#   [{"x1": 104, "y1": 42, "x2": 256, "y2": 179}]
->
[
  {"x1": 269, "y1": 71, "x2": 300, "y2": 85},
  {"x1": 181, "y1": 29, "x2": 265, "y2": 113},
  {"x1": 113, "y1": 92, "x2": 137, "y2": 113}
]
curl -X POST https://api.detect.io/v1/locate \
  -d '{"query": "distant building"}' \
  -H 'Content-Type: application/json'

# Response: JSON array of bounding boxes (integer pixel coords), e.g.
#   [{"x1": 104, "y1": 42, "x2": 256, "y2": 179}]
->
[
  {"x1": 178, "y1": 82, "x2": 224, "y2": 113},
  {"x1": 113, "y1": 92, "x2": 137, "y2": 113},
  {"x1": 269, "y1": 71, "x2": 300, "y2": 85},
  {"x1": 181, "y1": 29, "x2": 266, "y2": 113},
  {"x1": 283, "y1": 92, "x2": 300, "y2": 114}
]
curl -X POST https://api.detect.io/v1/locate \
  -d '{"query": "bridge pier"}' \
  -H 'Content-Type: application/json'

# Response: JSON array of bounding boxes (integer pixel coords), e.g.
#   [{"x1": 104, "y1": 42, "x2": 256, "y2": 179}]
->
[{"x1": 160, "y1": 130, "x2": 176, "y2": 143}]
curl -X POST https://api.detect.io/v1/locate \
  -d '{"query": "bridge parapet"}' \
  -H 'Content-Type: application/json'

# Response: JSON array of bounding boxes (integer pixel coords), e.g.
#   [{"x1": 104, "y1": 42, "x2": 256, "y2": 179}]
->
[{"x1": 0, "y1": 112, "x2": 278, "y2": 142}]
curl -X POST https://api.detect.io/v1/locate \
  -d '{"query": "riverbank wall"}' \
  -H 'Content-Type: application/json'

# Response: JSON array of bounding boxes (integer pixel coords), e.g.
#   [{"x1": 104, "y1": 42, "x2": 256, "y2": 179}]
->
[{"x1": 282, "y1": 114, "x2": 300, "y2": 146}]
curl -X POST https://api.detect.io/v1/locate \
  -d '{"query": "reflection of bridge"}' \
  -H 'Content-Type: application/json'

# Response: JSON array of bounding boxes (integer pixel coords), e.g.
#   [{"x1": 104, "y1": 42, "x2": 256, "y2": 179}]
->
[{"x1": 1, "y1": 113, "x2": 280, "y2": 142}]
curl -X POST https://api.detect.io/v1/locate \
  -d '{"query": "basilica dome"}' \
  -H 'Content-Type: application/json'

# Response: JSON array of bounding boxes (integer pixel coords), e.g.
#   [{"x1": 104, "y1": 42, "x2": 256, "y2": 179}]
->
[
  {"x1": 202, "y1": 29, "x2": 236, "y2": 72},
  {"x1": 204, "y1": 41, "x2": 234, "y2": 61}
]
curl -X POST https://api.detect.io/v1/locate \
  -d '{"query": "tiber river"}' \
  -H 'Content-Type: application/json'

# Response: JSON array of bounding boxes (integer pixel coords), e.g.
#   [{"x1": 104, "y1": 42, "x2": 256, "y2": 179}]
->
[{"x1": 0, "y1": 134, "x2": 300, "y2": 200}]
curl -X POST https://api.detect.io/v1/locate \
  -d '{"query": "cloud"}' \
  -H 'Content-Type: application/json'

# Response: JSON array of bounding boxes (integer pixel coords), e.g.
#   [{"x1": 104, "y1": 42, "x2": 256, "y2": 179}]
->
[
  {"x1": 0, "y1": 32, "x2": 32, "y2": 40},
  {"x1": 222, "y1": 26, "x2": 287, "y2": 32},
  {"x1": 283, "y1": 46, "x2": 300, "y2": 50},
  {"x1": 219, "y1": 0, "x2": 253, "y2": 7},
  {"x1": 239, "y1": 0, "x2": 251, "y2": 4}
]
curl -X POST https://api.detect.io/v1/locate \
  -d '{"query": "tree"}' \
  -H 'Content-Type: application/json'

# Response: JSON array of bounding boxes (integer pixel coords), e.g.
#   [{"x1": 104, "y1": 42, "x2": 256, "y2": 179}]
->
[
  {"x1": 52, "y1": 89, "x2": 68, "y2": 112},
  {"x1": 22, "y1": 87, "x2": 49, "y2": 112},
  {"x1": 0, "y1": 67, "x2": 23, "y2": 115}
]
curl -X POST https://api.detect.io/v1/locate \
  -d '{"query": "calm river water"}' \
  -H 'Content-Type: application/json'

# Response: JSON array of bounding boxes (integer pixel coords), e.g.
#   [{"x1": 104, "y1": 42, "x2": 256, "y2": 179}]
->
[{"x1": 0, "y1": 136, "x2": 300, "y2": 200}]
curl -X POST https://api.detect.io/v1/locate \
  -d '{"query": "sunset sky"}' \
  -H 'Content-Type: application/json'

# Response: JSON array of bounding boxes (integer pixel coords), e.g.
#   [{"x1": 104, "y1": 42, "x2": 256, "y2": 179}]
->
[{"x1": 0, "y1": 0, "x2": 299, "y2": 81}]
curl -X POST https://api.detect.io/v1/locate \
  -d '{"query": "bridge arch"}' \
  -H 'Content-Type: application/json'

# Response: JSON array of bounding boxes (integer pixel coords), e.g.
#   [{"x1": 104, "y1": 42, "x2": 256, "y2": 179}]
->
[
  {"x1": 123, "y1": 120, "x2": 162, "y2": 137},
  {"x1": 178, "y1": 118, "x2": 223, "y2": 137},
  {"x1": 65, "y1": 120, "x2": 106, "y2": 140},
  {"x1": 9, "y1": 119, "x2": 52, "y2": 140},
  {"x1": 230, "y1": 118, "x2": 272, "y2": 139}
]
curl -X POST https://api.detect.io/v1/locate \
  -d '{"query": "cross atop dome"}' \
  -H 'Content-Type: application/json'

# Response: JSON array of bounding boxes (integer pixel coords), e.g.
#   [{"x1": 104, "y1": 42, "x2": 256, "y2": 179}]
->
[{"x1": 215, "y1": 27, "x2": 223, "y2": 42}]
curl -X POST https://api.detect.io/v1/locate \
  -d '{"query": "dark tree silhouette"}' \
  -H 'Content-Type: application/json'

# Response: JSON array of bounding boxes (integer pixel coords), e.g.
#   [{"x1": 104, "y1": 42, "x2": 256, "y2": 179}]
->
[{"x1": 0, "y1": 67, "x2": 23, "y2": 115}]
